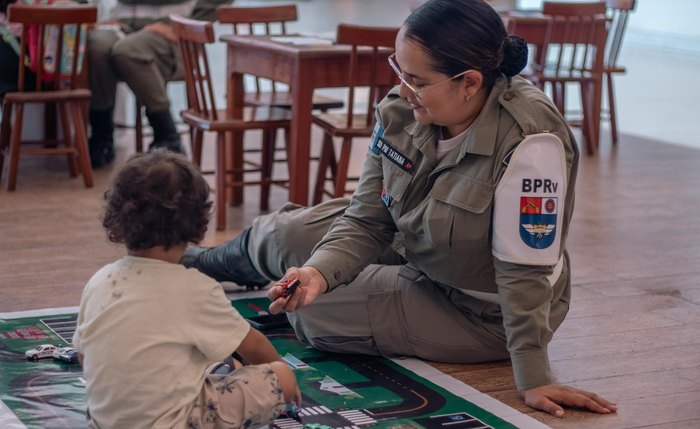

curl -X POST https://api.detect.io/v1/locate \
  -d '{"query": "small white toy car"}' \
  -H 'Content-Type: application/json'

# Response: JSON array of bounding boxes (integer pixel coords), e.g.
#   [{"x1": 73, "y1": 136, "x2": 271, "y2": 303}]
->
[{"x1": 25, "y1": 344, "x2": 59, "y2": 361}]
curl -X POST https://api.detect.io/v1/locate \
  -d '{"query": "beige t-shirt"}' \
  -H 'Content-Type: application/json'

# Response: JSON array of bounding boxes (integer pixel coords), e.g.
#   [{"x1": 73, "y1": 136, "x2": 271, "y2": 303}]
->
[{"x1": 73, "y1": 256, "x2": 250, "y2": 429}]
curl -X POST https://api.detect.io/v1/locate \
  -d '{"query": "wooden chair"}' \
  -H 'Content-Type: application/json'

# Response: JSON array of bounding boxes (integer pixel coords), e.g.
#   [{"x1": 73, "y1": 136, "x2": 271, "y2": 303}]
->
[
  {"x1": 217, "y1": 5, "x2": 344, "y2": 112},
  {"x1": 0, "y1": 4, "x2": 96, "y2": 191},
  {"x1": 505, "y1": 13, "x2": 552, "y2": 87},
  {"x1": 311, "y1": 24, "x2": 399, "y2": 204},
  {"x1": 170, "y1": 14, "x2": 292, "y2": 230},
  {"x1": 534, "y1": 1, "x2": 608, "y2": 155},
  {"x1": 604, "y1": 0, "x2": 636, "y2": 144}
]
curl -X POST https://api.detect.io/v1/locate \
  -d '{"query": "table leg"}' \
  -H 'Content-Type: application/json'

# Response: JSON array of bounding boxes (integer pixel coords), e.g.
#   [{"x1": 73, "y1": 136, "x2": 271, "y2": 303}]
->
[
  {"x1": 227, "y1": 69, "x2": 245, "y2": 206},
  {"x1": 289, "y1": 62, "x2": 315, "y2": 205}
]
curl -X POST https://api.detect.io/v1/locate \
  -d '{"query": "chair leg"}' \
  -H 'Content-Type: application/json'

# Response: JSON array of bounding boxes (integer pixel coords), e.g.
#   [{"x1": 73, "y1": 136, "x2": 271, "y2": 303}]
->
[
  {"x1": 229, "y1": 130, "x2": 244, "y2": 206},
  {"x1": 580, "y1": 82, "x2": 596, "y2": 155},
  {"x1": 6, "y1": 103, "x2": 25, "y2": 191},
  {"x1": 58, "y1": 102, "x2": 78, "y2": 177},
  {"x1": 328, "y1": 142, "x2": 338, "y2": 181},
  {"x1": 554, "y1": 82, "x2": 566, "y2": 115},
  {"x1": 72, "y1": 101, "x2": 94, "y2": 188},
  {"x1": 334, "y1": 137, "x2": 353, "y2": 198},
  {"x1": 135, "y1": 100, "x2": 144, "y2": 153},
  {"x1": 215, "y1": 132, "x2": 227, "y2": 230},
  {"x1": 0, "y1": 101, "x2": 13, "y2": 179},
  {"x1": 191, "y1": 127, "x2": 204, "y2": 167},
  {"x1": 260, "y1": 128, "x2": 276, "y2": 212},
  {"x1": 44, "y1": 102, "x2": 57, "y2": 146},
  {"x1": 607, "y1": 72, "x2": 618, "y2": 144},
  {"x1": 313, "y1": 133, "x2": 334, "y2": 205}
]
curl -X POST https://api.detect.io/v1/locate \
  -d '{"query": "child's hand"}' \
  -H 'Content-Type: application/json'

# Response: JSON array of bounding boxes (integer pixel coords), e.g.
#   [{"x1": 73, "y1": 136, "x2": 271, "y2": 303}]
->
[
  {"x1": 292, "y1": 386, "x2": 302, "y2": 407},
  {"x1": 268, "y1": 267, "x2": 328, "y2": 314}
]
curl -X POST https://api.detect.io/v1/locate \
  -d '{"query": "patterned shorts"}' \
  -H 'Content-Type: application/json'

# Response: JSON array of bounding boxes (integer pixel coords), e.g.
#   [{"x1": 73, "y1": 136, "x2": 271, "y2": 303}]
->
[
  {"x1": 86, "y1": 364, "x2": 286, "y2": 429},
  {"x1": 186, "y1": 364, "x2": 287, "y2": 429}
]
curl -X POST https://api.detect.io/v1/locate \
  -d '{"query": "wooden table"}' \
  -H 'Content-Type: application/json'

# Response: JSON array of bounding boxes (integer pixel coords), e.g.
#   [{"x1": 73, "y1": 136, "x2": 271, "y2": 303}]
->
[{"x1": 221, "y1": 35, "x2": 394, "y2": 205}]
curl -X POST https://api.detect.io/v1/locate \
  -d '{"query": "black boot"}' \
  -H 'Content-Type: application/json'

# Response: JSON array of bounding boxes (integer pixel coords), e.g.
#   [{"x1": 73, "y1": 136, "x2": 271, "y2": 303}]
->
[
  {"x1": 88, "y1": 108, "x2": 115, "y2": 168},
  {"x1": 145, "y1": 109, "x2": 184, "y2": 154},
  {"x1": 181, "y1": 228, "x2": 270, "y2": 288}
]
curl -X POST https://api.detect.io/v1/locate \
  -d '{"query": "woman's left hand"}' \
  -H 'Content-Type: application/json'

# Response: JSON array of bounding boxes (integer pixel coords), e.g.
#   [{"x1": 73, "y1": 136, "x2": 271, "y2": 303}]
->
[
  {"x1": 521, "y1": 384, "x2": 617, "y2": 417},
  {"x1": 267, "y1": 266, "x2": 328, "y2": 314}
]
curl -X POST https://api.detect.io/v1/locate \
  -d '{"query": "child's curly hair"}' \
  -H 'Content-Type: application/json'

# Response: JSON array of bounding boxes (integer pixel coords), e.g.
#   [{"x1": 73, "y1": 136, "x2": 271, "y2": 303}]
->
[{"x1": 101, "y1": 150, "x2": 213, "y2": 251}]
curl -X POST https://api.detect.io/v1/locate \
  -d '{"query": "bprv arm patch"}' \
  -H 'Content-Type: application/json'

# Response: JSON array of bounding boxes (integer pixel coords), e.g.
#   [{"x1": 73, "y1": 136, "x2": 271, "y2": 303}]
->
[{"x1": 492, "y1": 133, "x2": 567, "y2": 265}]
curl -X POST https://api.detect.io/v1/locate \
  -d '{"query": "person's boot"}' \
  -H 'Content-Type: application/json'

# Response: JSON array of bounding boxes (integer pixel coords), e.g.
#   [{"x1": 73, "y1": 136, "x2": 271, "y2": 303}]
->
[
  {"x1": 145, "y1": 109, "x2": 184, "y2": 154},
  {"x1": 180, "y1": 228, "x2": 270, "y2": 288},
  {"x1": 88, "y1": 108, "x2": 115, "y2": 168}
]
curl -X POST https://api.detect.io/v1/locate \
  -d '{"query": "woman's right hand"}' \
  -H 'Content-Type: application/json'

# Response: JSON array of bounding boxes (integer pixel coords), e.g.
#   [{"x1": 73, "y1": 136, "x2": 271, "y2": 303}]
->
[{"x1": 268, "y1": 266, "x2": 328, "y2": 314}]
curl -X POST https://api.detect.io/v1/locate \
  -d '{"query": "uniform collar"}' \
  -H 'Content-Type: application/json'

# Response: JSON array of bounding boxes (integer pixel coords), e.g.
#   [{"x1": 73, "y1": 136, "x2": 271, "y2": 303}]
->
[
  {"x1": 403, "y1": 120, "x2": 438, "y2": 166},
  {"x1": 456, "y1": 76, "x2": 510, "y2": 158}
]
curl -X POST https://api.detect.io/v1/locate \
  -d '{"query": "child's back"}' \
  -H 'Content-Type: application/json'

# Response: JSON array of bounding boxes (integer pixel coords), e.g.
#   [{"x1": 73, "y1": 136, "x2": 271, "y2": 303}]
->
[
  {"x1": 76, "y1": 257, "x2": 254, "y2": 428},
  {"x1": 73, "y1": 150, "x2": 298, "y2": 428}
]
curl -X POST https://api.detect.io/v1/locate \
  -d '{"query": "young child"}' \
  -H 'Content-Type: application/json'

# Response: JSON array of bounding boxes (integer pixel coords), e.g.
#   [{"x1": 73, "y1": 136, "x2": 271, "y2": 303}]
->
[{"x1": 73, "y1": 150, "x2": 299, "y2": 429}]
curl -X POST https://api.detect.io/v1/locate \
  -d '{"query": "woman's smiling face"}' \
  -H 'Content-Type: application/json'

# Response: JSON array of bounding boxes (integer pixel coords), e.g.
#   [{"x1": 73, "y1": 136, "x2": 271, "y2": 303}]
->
[{"x1": 394, "y1": 26, "x2": 485, "y2": 138}]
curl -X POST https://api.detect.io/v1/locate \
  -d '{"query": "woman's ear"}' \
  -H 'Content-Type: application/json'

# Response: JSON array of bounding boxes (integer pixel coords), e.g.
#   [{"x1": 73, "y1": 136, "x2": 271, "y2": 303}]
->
[{"x1": 462, "y1": 71, "x2": 484, "y2": 101}]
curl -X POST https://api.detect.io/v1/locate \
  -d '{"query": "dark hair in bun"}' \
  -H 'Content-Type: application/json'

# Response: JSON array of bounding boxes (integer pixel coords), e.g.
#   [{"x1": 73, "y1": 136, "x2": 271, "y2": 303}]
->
[
  {"x1": 499, "y1": 35, "x2": 529, "y2": 78},
  {"x1": 404, "y1": 0, "x2": 528, "y2": 88}
]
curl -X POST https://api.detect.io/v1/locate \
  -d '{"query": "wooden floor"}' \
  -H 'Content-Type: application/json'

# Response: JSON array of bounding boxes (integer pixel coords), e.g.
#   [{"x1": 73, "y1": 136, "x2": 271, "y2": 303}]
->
[{"x1": 1, "y1": 131, "x2": 699, "y2": 429}]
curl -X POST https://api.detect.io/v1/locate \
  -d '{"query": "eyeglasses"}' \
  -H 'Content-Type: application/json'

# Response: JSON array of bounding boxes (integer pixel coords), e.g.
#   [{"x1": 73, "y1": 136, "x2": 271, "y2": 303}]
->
[{"x1": 388, "y1": 53, "x2": 472, "y2": 100}]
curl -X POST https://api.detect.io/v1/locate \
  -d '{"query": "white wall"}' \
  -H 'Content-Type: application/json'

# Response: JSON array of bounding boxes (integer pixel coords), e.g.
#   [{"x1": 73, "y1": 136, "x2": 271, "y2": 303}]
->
[{"x1": 518, "y1": 0, "x2": 700, "y2": 55}]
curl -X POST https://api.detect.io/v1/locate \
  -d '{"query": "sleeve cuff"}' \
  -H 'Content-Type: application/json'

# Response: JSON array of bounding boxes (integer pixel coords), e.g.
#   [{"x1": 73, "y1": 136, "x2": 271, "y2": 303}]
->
[
  {"x1": 303, "y1": 263, "x2": 339, "y2": 292},
  {"x1": 510, "y1": 349, "x2": 552, "y2": 391}
]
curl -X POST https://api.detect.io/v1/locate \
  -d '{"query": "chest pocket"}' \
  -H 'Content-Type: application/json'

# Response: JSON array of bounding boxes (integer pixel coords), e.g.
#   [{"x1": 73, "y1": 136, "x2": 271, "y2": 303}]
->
[
  {"x1": 425, "y1": 171, "x2": 494, "y2": 250},
  {"x1": 381, "y1": 159, "x2": 412, "y2": 208}
]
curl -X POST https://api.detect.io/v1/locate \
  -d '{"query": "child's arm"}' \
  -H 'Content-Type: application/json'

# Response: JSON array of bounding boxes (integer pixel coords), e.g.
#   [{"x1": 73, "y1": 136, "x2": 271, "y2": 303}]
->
[
  {"x1": 236, "y1": 327, "x2": 281, "y2": 364},
  {"x1": 236, "y1": 327, "x2": 299, "y2": 404}
]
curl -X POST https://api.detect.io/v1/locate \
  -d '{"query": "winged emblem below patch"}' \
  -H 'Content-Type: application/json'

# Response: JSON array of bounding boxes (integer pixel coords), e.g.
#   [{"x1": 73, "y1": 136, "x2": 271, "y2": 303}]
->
[{"x1": 519, "y1": 197, "x2": 557, "y2": 249}]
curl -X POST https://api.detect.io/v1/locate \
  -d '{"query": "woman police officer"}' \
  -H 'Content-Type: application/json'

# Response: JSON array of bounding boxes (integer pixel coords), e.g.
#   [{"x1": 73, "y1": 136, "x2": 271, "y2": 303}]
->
[{"x1": 184, "y1": 0, "x2": 617, "y2": 417}]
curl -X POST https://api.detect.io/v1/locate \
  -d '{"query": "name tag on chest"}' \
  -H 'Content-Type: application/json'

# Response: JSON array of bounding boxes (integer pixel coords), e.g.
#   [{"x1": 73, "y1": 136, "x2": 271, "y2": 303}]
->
[{"x1": 374, "y1": 137, "x2": 414, "y2": 174}]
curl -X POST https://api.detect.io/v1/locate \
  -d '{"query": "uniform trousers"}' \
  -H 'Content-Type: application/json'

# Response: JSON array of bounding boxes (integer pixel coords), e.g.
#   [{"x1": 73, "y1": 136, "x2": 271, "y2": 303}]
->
[
  {"x1": 247, "y1": 198, "x2": 512, "y2": 364},
  {"x1": 88, "y1": 29, "x2": 183, "y2": 112}
]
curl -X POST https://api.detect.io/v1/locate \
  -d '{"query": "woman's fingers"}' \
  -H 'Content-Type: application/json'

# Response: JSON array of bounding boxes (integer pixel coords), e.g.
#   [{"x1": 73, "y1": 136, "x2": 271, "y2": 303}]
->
[
  {"x1": 267, "y1": 267, "x2": 314, "y2": 313},
  {"x1": 522, "y1": 384, "x2": 617, "y2": 417},
  {"x1": 267, "y1": 294, "x2": 288, "y2": 314}
]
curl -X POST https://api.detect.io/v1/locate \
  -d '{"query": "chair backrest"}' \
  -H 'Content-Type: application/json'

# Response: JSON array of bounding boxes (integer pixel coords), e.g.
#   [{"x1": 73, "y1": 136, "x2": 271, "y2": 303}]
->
[
  {"x1": 542, "y1": 1, "x2": 608, "y2": 74},
  {"x1": 605, "y1": 0, "x2": 636, "y2": 69},
  {"x1": 217, "y1": 5, "x2": 297, "y2": 95},
  {"x1": 335, "y1": 24, "x2": 399, "y2": 129},
  {"x1": 8, "y1": 3, "x2": 97, "y2": 92},
  {"x1": 170, "y1": 15, "x2": 219, "y2": 120},
  {"x1": 505, "y1": 14, "x2": 552, "y2": 74},
  {"x1": 217, "y1": 4, "x2": 297, "y2": 33}
]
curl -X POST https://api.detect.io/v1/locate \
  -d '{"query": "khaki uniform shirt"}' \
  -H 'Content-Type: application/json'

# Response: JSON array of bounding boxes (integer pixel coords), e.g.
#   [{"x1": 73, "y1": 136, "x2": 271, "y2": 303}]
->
[{"x1": 306, "y1": 76, "x2": 580, "y2": 390}]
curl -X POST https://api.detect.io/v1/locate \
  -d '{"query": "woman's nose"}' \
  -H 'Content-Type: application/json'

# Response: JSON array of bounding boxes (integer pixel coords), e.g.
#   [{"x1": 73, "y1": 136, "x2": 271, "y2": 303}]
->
[{"x1": 397, "y1": 80, "x2": 412, "y2": 99}]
